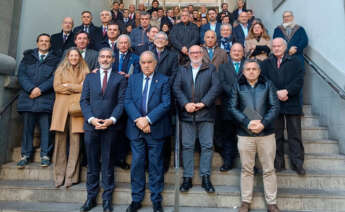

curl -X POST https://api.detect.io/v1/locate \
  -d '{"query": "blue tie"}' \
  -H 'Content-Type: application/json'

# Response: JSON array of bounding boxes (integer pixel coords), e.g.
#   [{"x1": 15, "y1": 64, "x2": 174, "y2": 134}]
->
[
  {"x1": 208, "y1": 48, "x2": 213, "y2": 60},
  {"x1": 118, "y1": 54, "x2": 124, "y2": 72},
  {"x1": 234, "y1": 62, "x2": 240, "y2": 74},
  {"x1": 141, "y1": 77, "x2": 149, "y2": 115}
]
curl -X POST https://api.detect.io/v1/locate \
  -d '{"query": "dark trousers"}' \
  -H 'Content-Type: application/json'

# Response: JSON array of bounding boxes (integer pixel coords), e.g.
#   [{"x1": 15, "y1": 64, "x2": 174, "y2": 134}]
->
[
  {"x1": 21, "y1": 112, "x2": 52, "y2": 158},
  {"x1": 113, "y1": 130, "x2": 130, "y2": 163},
  {"x1": 130, "y1": 135, "x2": 164, "y2": 203},
  {"x1": 219, "y1": 119, "x2": 238, "y2": 166},
  {"x1": 84, "y1": 129, "x2": 117, "y2": 201},
  {"x1": 274, "y1": 114, "x2": 304, "y2": 169}
]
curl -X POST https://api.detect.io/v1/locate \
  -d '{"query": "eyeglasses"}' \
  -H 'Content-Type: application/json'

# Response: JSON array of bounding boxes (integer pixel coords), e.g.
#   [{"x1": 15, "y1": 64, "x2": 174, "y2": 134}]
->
[{"x1": 189, "y1": 51, "x2": 202, "y2": 55}]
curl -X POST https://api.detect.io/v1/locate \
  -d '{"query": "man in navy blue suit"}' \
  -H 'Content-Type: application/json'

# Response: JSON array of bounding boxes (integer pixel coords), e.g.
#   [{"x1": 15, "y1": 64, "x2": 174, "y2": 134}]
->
[
  {"x1": 80, "y1": 48, "x2": 127, "y2": 212},
  {"x1": 125, "y1": 51, "x2": 171, "y2": 212},
  {"x1": 233, "y1": 11, "x2": 251, "y2": 46},
  {"x1": 199, "y1": 8, "x2": 221, "y2": 44}
]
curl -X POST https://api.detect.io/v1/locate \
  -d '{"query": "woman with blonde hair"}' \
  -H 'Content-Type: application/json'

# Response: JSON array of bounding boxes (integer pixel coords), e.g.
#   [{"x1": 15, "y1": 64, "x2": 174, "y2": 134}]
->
[
  {"x1": 245, "y1": 22, "x2": 271, "y2": 61},
  {"x1": 50, "y1": 47, "x2": 90, "y2": 188}
]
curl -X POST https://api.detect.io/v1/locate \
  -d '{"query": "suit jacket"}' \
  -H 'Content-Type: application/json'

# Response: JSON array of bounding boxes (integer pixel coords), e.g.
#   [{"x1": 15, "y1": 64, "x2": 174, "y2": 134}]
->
[
  {"x1": 202, "y1": 46, "x2": 228, "y2": 70},
  {"x1": 80, "y1": 70, "x2": 127, "y2": 132},
  {"x1": 152, "y1": 48, "x2": 178, "y2": 87},
  {"x1": 73, "y1": 23, "x2": 102, "y2": 50},
  {"x1": 111, "y1": 10, "x2": 123, "y2": 22},
  {"x1": 218, "y1": 59, "x2": 244, "y2": 120},
  {"x1": 199, "y1": 22, "x2": 222, "y2": 44},
  {"x1": 95, "y1": 39, "x2": 115, "y2": 51},
  {"x1": 112, "y1": 49, "x2": 140, "y2": 75},
  {"x1": 233, "y1": 23, "x2": 251, "y2": 46},
  {"x1": 125, "y1": 72, "x2": 171, "y2": 140},
  {"x1": 50, "y1": 31, "x2": 75, "y2": 58}
]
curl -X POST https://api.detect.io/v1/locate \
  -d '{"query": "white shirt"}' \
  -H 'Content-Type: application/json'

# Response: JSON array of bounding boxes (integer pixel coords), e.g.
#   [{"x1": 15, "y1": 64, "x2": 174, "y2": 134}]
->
[
  {"x1": 210, "y1": 22, "x2": 216, "y2": 31},
  {"x1": 38, "y1": 52, "x2": 48, "y2": 61},
  {"x1": 240, "y1": 24, "x2": 249, "y2": 38},
  {"x1": 142, "y1": 73, "x2": 154, "y2": 123},
  {"x1": 88, "y1": 68, "x2": 116, "y2": 125},
  {"x1": 191, "y1": 65, "x2": 201, "y2": 83},
  {"x1": 108, "y1": 39, "x2": 117, "y2": 49},
  {"x1": 80, "y1": 48, "x2": 86, "y2": 59}
]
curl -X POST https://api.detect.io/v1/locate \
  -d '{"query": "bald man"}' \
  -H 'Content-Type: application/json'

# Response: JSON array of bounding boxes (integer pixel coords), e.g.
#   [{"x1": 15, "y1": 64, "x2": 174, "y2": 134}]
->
[
  {"x1": 262, "y1": 38, "x2": 305, "y2": 176},
  {"x1": 51, "y1": 17, "x2": 75, "y2": 57}
]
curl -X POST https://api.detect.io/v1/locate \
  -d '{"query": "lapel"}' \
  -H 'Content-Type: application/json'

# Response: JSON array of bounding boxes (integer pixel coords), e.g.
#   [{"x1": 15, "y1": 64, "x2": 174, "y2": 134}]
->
[
  {"x1": 148, "y1": 72, "x2": 158, "y2": 101},
  {"x1": 95, "y1": 70, "x2": 102, "y2": 96},
  {"x1": 122, "y1": 52, "x2": 131, "y2": 72},
  {"x1": 104, "y1": 70, "x2": 117, "y2": 96},
  {"x1": 135, "y1": 74, "x2": 144, "y2": 101},
  {"x1": 203, "y1": 47, "x2": 212, "y2": 64},
  {"x1": 158, "y1": 49, "x2": 168, "y2": 64},
  {"x1": 84, "y1": 49, "x2": 90, "y2": 62}
]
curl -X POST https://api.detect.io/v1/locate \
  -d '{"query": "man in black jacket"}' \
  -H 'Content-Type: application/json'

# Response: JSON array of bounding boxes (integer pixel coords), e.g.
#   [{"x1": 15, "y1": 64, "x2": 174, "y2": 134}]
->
[
  {"x1": 50, "y1": 17, "x2": 75, "y2": 58},
  {"x1": 229, "y1": 59, "x2": 280, "y2": 212},
  {"x1": 169, "y1": 10, "x2": 199, "y2": 65},
  {"x1": 217, "y1": 43, "x2": 244, "y2": 171},
  {"x1": 261, "y1": 37, "x2": 305, "y2": 175},
  {"x1": 173, "y1": 45, "x2": 221, "y2": 193}
]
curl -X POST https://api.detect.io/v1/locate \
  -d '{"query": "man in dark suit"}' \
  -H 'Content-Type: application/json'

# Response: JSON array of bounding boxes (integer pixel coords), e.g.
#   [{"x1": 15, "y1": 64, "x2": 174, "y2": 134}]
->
[
  {"x1": 73, "y1": 31, "x2": 98, "y2": 71},
  {"x1": 73, "y1": 11, "x2": 102, "y2": 50},
  {"x1": 233, "y1": 11, "x2": 251, "y2": 46},
  {"x1": 217, "y1": 43, "x2": 244, "y2": 171},
  {"x1": 80, "y1": 48, "x2": 127, "y2": 212},
  {"x1": 232, "y1": 0, "x2": 246, "y2": 23},
  {"x1": 110, "y1": 1, "x2": 123, "y2": 22},
  {"x1": 50, "y1": 17, "x2": 75, "y2": 58},
  {"x1": 118, "y1": 9, "x2": 136, "y2": 34},
  {"x1": 199, "y1": 8, "x2": 222, "y2": 44},
  {"x1": 98, "y1": 10, "x2": 113, "y2": 41},
  {"x1": 95, "y1": 22, "x2": 120, "y2": 51},
  {"x1": 125, "y1": 51, "x2": 171, "y2": 212}
]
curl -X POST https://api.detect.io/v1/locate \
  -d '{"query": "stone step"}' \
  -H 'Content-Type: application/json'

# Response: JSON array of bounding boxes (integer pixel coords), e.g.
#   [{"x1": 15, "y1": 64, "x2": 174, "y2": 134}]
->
[
  {"x1": 301, "y1": 115, "x2": 320, "y2": 127},
  {"x1": 11, "y1": 137, "x2": 338, "y2": 164},
  {"x1": 0, "y1": 201, "x2": 311, "y2": 212},
  {"x1": 303, "y1": 105, "x2": 312, "y2": 116},
  {"x1": 2, "y1": 162, "x2": 345, "y2": 191},
  {"x1": 0, "y1": 180, "x2": 344, "y2": 211}
]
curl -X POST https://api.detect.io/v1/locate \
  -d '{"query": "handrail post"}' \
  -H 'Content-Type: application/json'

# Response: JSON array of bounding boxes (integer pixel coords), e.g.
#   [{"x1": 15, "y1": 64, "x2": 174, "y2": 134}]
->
[{"x1": 173, "y1": 110, "x2": 180, "y2": 212}]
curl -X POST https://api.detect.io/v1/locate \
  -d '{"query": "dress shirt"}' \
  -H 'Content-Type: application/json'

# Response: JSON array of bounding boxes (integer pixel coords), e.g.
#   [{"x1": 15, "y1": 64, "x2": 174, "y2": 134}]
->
[
  {"x1": 88, "y1": 68, "x2": 116, "y2": 125},
  {"x1": 209, "y1": 22, "x2": 217, "y2": 31},
  {"x1": 38, "y1": 52, "x2": 48, "y2": 61},
  {"x1": 80, "y1": 48, "x2": 86, "y2": 59},
  {"x1": 142, "y1": 73, "x2": 154, "y2": 123},
  {"x1": 191, "y1": 64, "x2": 201, "y2": 83},
  {"x1": 240, "y1": 24, "x2": 249, "y2": 38},
  {"x1": 108, "y1": 40, "x2": 117, "y2": 49}
]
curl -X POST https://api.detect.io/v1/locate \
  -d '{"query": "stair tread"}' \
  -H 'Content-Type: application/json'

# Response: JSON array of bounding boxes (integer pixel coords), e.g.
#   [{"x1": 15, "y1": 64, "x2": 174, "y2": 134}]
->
[
  {"x1": 1, "y1": 180, "x2": 345, "y2": 197},
  {"x1": 0, "y1": 201, "x2": 310, "y2": 212}
]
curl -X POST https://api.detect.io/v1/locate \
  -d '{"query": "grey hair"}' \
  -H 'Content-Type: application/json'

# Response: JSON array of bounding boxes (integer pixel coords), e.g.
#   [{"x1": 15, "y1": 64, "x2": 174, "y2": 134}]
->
[
  {"x1": 100, "y1": 10, "x2": 111, "y2": 16},
  {"x1": 99, "y1": 47, "x2": 114, "y2": 57},
  {"x1": 154, "y1": 31, "x2": 168, "y2": 41},
  {"x1": 140, "y1": 51, "x2": 157, "y2": 63},
  {"x1": 204, "y1": 30, "x2": 217, "y2": 38},
  {"x1": 243, "y1": 59, "x2": 261, "y2": 71},
  {"x1": 272, "y1": 37, "x2": 287, "y2": 47},
  {"x1": 116, "y1": 34, "x2": 132, "y2": 48},
  {"x1": 283, "y1": 10, "x2": 294, "y2": 17},
  {"x1": 220, "y1": 23, "x2": 232, "y2": 31}
]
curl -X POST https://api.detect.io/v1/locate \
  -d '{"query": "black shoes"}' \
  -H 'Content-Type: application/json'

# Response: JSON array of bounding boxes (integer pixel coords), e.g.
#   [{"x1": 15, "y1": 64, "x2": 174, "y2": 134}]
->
[
  {"x1": 179, "y1": 177, "x2": 192, "y2": 192},
  {"x1": 220, "y1": 163, "x2": 232, "y2": 172},
  {"x1": 40, "y1": 156, "x2": 51, "y2": 167},
  {"x1": 80, "y1": 198, "x2": 97, "y2": 212},
  {"x1": 201, "y1": 175, "x2": 215, "y2": 193},
  {"x1": 126, "y1": 201, "x2": 142, "y2": 212},
  {"x1": 103, "y1": 200, "x2": 113, "y2": 212},
  {"x1": 17, "y1": 156, "x2": 30, "y2": 169},
  {"x1": 292, "y1": 164, "x2": 306, "y2": 176},
  {"x1": 153, "y1": 201, "x2": 164, "y2": 212},
  {"x1": 115, "y1": 160, "x2": 130, "y2": 170}
]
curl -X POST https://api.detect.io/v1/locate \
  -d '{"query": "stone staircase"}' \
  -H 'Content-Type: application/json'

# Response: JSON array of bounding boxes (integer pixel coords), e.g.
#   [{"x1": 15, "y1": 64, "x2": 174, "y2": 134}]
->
[{"x1": 0, "y1": 105, "x2": 345, "y2": 212}]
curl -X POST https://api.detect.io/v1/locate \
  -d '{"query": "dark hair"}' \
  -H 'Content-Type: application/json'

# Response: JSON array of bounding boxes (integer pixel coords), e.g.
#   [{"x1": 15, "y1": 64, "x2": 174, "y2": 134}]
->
[
  {"x1": 112, "y1": 1, "x2": 119, "y2": 5},
  {"x1": 74, "y1": 31, "x2": 90, "y2": 41},
  {"x1": 247, "y1": 9, "x2": 253, "y2": 13},
  {"x1": 36, "y1": 33, "x2": 50, "y2": 42},
  {"x1": 208, "y1": 8, "x2": 217, "y2": 13},
  {"x1": 108, "y1": 21, "x2": 120, "y2": 28},
  {"x1": 81, "y1": 11, "x2": 92, "y2": 16},
  {"x1": 157, "y1": 7, "x2": 164, "y2": 11},
  {"x1": 152, "y1": 0, "x2": 159, "y2": 5},
  {"x1": 221, "y1": 3, "x2": 228, "y2": 8},
  {"x1": 243, "y1": 58, "x2": 261, "y2": 70}
]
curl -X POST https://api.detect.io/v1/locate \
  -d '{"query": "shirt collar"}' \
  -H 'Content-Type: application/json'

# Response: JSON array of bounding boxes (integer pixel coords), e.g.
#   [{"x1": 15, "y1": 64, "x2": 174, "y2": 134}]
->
[
  {"x1": 100, "y1": 68, "x2": 112, "y2": 74},
  {"x1": 143, "y1": 72, "x2": 154, "y2": 80}
]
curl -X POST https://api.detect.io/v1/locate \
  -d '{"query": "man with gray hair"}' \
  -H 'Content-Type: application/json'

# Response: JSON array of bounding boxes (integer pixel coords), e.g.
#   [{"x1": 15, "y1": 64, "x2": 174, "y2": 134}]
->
[
  {"x1": 99, "y1": 10, "x2": 112, "y2": 40},
  {"x1": 262, "y1": 38, "x2": 305, "y2": 175},
  {"x1": 125, "y1": 51, "x2": 171, "y2": 212},
  {"x1": 51, "y1": 17, "x2": 75, "y2": 58},
  {"x1": 218, "y1": 24, "x2": 237, "y2": 55},
  {"x1": 80, "y1": 47, "x2": 127, "y2": 212},
  {"x1": 173, "y1": 45, "x2": 221, "y2": 193},
  {"x1": 229, "y1": 59, "x2": 280, "y2": 212}
]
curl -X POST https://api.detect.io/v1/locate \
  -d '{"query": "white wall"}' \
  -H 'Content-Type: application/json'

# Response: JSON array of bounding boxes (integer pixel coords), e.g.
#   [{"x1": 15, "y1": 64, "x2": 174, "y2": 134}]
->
[
  {"x1": 247, "y1": 0, "x2": 345, "y2": 89},
  {"x1": 16, "y1": 0, "x2": 112, "y2": 61}
]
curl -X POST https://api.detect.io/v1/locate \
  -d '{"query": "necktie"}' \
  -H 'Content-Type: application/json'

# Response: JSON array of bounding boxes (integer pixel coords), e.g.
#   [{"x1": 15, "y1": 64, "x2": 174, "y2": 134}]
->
[
  {"x1": 111, "y1": 42, "x2": 115, "y2": 50},
  {"x1": 157, "y1": 51, "x2": 161, "y2": 60},
  {"x1": 118, "y1": 54, "x2": 124, "y2": 72},
  {"x1": 102, "y1": 70, "x2": 108, "y2": 95},
  {"x1": 103, "y1": 27, "x2": 107, "y2": 37},
  {"x1": 40, "y1": 54, "x2": 45, "y2": 62},
  {"x1": 234, "y1": 62, "x2": 240, "y2": 73},
  {"x1": 208, "y1": 48, "x2": 213, "y2": 60},
  {"x1": 63, "y1": 34, "x2": 68, "y2": 43},
  {"x1": 277, "y1": 58, "x2": 282, "y2": 69},
  {"x1": 141, "y1": 77, "x2": 149, "y2": 115}
]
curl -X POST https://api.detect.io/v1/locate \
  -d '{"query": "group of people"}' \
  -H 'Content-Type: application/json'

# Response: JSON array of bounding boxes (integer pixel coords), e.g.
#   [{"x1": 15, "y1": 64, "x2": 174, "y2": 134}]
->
[{"x1": 15, "y1": 0, "x2": 309, "y2": 212}]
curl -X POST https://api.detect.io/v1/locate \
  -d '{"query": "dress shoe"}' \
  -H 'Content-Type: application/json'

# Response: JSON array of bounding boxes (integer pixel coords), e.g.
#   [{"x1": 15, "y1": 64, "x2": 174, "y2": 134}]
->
[
  {"x1": 115, "y1": 160, "x2": 130, "y2": 170},
  {"x1": 219, "y1": 163, "x2": 232, "y2": 172},
  {"x1": 293, "y1": 166, "x2": 306, "y2": 176},
  {"x1": 103, "y1": 200, "x2": 113, "y2": 212},
  {"x1": 239, "y1": 202, "x2": 250, "y2": 212},
  {"x1": 201, "y1": 175, "x2": 215, "y2": 193},
  {"x1": 80, "y1": 198, "x2": 97, "y2": 212},
  {"x1": 153, "y1": 201, "x2": 164, "y2": 212},
  {"x1": 126, "y1": 201, "x2": 142, "y2": 212},
  {"x1": 179, "y1": 177, "x2": 192, "y2": 192},
  {"x1": 267, "y1": 204, "x2": 281, "y2": 212}
]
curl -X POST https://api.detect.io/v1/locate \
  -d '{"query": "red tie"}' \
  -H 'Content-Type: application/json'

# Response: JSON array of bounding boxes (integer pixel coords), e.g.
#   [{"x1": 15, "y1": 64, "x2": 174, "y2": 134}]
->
[
  {"x1": 111, "y1": 42, "x2": 115, "y2": 50},
  {"x1": 102, "y1": 70, "x2": 108, "y2": 95},
  {"x1": 277, "y1": 58, "x2": 281, "y2": 69},
  {"x1": 103, "y1": 27, "x2": 107, "y2": 37}
]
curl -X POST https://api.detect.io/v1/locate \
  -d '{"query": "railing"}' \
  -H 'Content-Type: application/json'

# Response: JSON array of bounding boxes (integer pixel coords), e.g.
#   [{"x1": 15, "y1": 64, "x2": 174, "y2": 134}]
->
[
  {"x1": 173, "y1": 110, "x2": 181, "y2": 212},
  {"x1": 0, "y1": 93, "x2": 19, "y2": 119},
  {"x1": 304, "y1": 54, "x2": 345, "y2": 100}
]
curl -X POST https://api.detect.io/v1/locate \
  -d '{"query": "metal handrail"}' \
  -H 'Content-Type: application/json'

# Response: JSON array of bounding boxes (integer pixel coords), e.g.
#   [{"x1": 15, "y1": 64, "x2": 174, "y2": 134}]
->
[
  {"x1": 0, "y1": 93, "x2": 19, "y2": 118},
  {"x1": 173, "y1": 109, "x2": 180, "y2": 212},
  {"x1": 304, "y1": 54, "x2": 345, "y2": 100}
]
